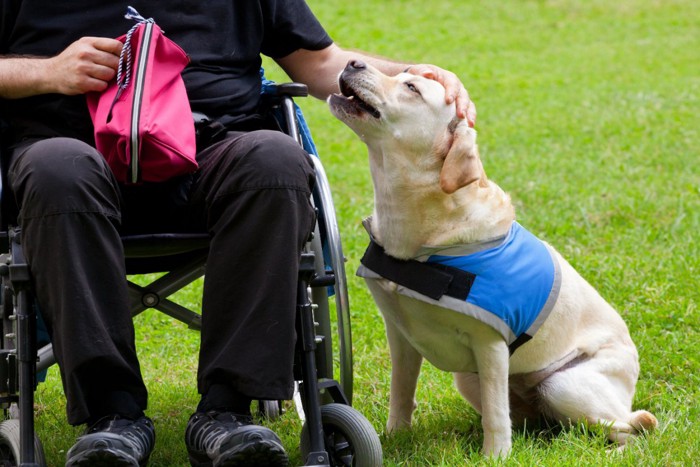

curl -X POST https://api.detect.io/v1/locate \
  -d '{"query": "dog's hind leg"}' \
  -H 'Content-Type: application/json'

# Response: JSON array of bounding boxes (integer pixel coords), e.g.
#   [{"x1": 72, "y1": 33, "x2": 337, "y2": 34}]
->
[
  {"x1": 384, "y1": 319, "x2": 423, "y2": 432},
  {"x1": 537, "y1": 342, "x2": 657, "y2": 447}
]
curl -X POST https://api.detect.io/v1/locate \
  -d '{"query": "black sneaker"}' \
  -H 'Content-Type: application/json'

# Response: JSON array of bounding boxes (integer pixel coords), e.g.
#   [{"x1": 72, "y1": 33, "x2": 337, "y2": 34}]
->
[
  {"x1": 185, "y1": 411, "x2": 288, "y2": 467},
  {"x1": 65, "y1": 415, "x2": 155, "y2": 467}
]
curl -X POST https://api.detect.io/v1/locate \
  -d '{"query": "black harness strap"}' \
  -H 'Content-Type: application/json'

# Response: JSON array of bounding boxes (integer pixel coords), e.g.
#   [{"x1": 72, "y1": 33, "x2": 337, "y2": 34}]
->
[
  {"x1": 509, "y1": 334, "x2": 532, "y2": 354},
  {"x1": 360, "y1": 239, "x2": 475, "y2": 301}
]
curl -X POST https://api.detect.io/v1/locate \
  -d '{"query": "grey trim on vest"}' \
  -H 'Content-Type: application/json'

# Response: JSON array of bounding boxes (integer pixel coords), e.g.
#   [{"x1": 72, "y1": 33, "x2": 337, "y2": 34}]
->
[
  {"x1": 361, "y1": 216, "x2": 509, "y2": 262},
  {"x1": 523, "y1": 244, "x2": 562, "y2": 338},
  {"x1": 357, "y1": 263, "x2": 518, "y2": 344},
  {"x1": 413, "y1": 235, "x2": 508, "y2": 261}
]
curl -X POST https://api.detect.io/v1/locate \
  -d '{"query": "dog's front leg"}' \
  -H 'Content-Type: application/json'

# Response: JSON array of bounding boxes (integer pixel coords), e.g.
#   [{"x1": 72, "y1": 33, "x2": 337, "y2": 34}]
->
[
  {"x1": 385, "y1": 319, "x2": 423, "y2": 432},
  {"x1": 474, "y1": 340, "x2": 512, "y2": 457}
]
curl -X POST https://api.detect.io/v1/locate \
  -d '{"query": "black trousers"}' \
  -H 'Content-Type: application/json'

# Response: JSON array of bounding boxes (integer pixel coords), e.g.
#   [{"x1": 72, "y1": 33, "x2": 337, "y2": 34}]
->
[{"x1": 7, "y1": 130, "x2": 316, "y2": 425}]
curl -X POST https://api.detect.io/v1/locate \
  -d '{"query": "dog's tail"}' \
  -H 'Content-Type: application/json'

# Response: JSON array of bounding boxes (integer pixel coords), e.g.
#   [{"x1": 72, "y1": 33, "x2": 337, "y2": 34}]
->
[
  {"x1": 629, "y1": 410, "x2": 658, "y2": 433},
  {"x1": 602, "y1": 411, "x2": 657, "y2": 447}
]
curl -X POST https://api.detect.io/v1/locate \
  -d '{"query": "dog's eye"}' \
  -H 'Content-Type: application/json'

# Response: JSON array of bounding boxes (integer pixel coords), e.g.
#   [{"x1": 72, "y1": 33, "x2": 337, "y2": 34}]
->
[{"x1": 405, "y1": 82, "x2": 420, "y2": 95}]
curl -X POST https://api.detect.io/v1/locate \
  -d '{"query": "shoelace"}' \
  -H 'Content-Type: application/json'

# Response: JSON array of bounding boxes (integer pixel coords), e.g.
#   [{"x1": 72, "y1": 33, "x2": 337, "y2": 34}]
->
[
  {"x1": 87, "y1": 416, "x2": 154, "y2": 456},
  {"x1": 189, "y1": 413, "x2": 246, "y2": 455}
]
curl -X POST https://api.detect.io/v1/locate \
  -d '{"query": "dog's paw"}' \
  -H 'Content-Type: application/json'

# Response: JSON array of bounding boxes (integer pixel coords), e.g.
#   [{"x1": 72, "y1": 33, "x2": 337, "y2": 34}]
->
[
  {"x1": 386, "y1": 417, "x2": 412, "y2": 434},
  {"x1": 482, "y1": 435, "x2": 512, "y2": 458}
]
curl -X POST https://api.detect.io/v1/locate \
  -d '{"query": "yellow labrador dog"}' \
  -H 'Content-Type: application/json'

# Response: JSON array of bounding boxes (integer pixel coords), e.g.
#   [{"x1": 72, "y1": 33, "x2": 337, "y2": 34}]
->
[{"x1": 328, "y1": 60, "x2": 656, "y2": 457}]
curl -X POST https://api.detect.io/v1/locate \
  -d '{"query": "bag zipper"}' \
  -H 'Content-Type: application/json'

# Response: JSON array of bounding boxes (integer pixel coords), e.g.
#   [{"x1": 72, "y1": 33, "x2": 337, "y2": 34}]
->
[{"x1": 129, "y1": 21, "x2": 154, "y2": 183}]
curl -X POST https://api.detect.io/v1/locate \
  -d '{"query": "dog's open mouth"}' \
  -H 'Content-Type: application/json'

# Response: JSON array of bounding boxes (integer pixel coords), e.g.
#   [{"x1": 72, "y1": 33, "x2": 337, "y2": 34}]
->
[{"x1": 335, "y1": 77, "x2": 381, "y2": 119}]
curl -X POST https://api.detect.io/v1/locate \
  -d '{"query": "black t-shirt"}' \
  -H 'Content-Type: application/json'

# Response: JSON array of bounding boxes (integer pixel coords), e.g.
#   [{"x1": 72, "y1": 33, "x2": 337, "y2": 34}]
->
[{"x1": 0, "y1": 0, "x2": 333, "y2": 144}]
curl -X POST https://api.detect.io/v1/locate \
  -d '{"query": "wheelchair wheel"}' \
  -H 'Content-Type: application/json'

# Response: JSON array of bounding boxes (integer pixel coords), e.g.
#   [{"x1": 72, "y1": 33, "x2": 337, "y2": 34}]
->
[
  {"x1": 0, "y1": 419, "x2": 46, "y2": 467},
  {"x1": 300, "y1": 403, "x2": 382, "y2": 467},
  {"x1": 257, "y1": 399, "x2": 282, "y2": 420}
]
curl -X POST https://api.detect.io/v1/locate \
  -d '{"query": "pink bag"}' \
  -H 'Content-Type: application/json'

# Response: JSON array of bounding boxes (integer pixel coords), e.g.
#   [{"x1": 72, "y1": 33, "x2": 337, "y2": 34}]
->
[{"x1": 87, "y1": 7, "x2": 197, "y2": 184}]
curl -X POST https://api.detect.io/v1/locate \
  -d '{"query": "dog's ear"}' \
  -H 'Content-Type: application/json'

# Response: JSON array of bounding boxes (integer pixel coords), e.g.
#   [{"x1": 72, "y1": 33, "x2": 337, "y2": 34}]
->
[{"x1": 439, "y1": 119, "x2": 484, "y2": 194}]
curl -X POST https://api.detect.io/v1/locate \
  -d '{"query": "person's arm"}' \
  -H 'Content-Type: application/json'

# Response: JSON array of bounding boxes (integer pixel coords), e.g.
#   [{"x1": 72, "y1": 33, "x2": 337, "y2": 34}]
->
[
  {"x1": 0, "y1": 37, "x2": 122, "y2": 99},
  {"x1": 276, "y1": 43, "x2": 476, "y2": 125}
]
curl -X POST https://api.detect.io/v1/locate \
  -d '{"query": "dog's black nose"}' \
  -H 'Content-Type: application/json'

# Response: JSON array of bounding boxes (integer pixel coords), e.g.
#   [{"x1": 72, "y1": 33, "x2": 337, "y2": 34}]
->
[{"x1": 345, "y1": 60, "x2": 367, "y2": 72}]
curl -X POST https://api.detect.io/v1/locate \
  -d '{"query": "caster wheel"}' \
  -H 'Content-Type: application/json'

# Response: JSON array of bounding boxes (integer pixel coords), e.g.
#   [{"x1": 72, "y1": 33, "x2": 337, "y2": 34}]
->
[
  {"x1": 257, "y1": 399, "x2": 283, "y2": 420},
  {"x1": 0, "y1": 419, "x2": 46, "y2": 467},
  {"x1": 300, "y1": 403, "x2": 382, "y2": 467}
]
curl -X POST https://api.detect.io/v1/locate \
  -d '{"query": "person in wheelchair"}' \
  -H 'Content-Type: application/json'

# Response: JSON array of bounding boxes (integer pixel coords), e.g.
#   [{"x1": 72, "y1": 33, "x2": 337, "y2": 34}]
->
[{"x1": 0, "y1": 1, "x2": 475, "y2": 466}]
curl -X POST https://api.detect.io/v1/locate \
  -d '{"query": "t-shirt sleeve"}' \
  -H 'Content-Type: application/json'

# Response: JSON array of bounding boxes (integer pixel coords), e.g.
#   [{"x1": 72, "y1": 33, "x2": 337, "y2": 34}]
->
[
  {"x1": 260, "y1": 0, "x2": 333, "y2": 58},
  {"x1": 0, "y1": 0, "x2": 20, "y2": 52}
]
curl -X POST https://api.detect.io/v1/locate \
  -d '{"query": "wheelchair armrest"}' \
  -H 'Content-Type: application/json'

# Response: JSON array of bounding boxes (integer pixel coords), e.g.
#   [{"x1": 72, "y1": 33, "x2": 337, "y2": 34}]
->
[{"x1": 263, "y1": 82, "x2": 309, "y2": 98}]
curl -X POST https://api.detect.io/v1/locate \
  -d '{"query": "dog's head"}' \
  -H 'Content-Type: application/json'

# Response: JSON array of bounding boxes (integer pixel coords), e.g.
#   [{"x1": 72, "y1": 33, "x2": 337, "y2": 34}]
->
[{"x1": 328, "y1": 60, "x2": 485, "y2": 194}]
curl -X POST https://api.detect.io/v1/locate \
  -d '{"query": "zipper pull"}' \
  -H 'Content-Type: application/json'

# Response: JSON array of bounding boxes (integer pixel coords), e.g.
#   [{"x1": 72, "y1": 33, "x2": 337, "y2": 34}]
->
[{"x1": 106, "y1": 86, "x2": 125, "y2": 123}]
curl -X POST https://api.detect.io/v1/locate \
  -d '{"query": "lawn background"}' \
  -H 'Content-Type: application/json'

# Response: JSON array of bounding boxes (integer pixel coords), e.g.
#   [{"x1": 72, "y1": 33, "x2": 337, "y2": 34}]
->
[{"x1": 32, "y1": 0, "x2": 699, "y2": 465}]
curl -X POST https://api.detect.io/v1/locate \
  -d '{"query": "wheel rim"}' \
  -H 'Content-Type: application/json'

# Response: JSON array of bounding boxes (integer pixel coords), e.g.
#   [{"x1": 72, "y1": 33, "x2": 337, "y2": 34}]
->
[
  {"x1": 0, "y1": 441, "x2": 16, "y2": 465},
  {"x1": 324, "y1": 423, "x2": 354, "y2": 466},
  {"x1": 300, "y1": 404, "x2": 382, "y2": 467}
]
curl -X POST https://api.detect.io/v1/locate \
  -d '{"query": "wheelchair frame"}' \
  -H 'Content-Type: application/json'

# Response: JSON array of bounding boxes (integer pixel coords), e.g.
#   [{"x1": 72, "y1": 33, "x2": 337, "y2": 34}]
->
[{"x1": 0, "y1": 84, "x2": 381, "y2": 466}]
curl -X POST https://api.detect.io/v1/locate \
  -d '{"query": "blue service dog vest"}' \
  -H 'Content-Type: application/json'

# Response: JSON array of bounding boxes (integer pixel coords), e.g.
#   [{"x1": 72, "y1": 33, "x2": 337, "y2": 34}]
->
[{"x1": 358, "y1": 221, "x2": 561, "y2": 353}]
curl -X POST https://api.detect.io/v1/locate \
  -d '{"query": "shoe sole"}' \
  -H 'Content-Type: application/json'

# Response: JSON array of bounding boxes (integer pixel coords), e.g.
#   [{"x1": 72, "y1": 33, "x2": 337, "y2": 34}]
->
[
  {"x1": 65, "y1": 447, "x2": 144, "y2": 467},
  {"x1": 215, "y1": 438, "x2": 289, "y2": 467},
  {"x1": 65, "y1": 430, "x2": 150, "y2": 467},
  {"x1": 188, "y1": 439, "x2": 289, "y2": 467}
]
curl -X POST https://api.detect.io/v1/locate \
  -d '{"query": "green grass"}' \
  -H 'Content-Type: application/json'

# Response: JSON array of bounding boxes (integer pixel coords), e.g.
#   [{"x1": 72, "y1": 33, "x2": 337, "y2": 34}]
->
[{"x1": 30, "y1": 0, "x2": 699, "y2": 465}]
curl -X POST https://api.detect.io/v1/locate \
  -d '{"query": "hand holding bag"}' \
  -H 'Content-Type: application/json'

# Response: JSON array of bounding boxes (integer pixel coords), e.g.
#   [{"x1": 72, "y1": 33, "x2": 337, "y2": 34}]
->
[{"x1": 87, "y1": 7, "x2": 197, "y2": 184}]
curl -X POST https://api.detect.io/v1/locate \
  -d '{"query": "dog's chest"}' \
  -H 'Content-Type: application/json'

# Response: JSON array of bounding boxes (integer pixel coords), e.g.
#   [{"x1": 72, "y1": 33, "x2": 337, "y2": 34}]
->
[{"x1": 370, "y1": 281, "x2": 494, "y2": 373}]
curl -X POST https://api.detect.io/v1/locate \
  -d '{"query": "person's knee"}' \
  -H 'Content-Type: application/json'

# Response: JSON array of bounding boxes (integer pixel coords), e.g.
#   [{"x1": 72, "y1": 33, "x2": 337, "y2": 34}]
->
[
  {"x1": 11, "y1": 138, "x2": 110, "y2": 189},
  {"x1": 9, "y1": 138, "x2": 120, "y2": 216},
  {"x1": 224, "y1": 130, "x2": 315, "y2": 191}
]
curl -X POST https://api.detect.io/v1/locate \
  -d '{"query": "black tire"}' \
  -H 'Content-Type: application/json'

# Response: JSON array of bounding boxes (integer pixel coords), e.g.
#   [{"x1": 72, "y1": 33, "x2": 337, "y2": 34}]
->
[
  {"x1": 0, "y1": 419, "x2": 46, "y2": 467},
  {"x1": 257, "y1": 399, "x2": 282, "y2": 420},
  {"x1": 300, "y1": 403, "x2": 382, "y2": 467}
]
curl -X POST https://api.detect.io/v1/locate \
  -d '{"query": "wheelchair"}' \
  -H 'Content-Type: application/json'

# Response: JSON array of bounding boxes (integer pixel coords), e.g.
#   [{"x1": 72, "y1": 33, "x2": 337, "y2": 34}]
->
[{"x1": 0, "y1": 82, "x2": 383, "y2": 466}]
